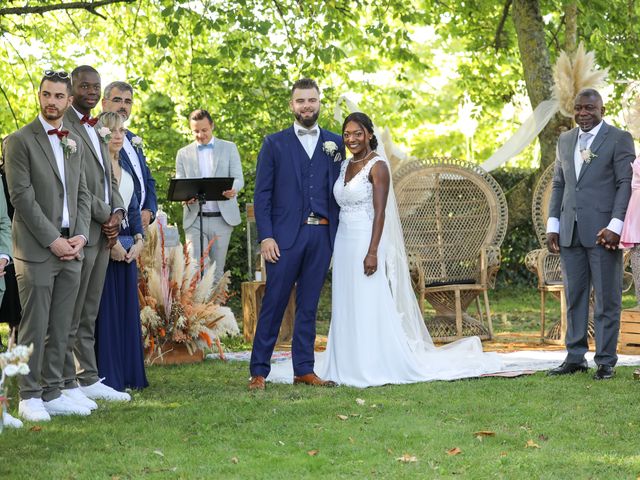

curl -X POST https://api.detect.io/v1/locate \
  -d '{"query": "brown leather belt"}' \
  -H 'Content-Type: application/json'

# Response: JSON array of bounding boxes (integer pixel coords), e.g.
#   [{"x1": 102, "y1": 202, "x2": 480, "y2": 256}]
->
[{"x1": 304, "y1": 216, "x2": 329, "y2": 225}]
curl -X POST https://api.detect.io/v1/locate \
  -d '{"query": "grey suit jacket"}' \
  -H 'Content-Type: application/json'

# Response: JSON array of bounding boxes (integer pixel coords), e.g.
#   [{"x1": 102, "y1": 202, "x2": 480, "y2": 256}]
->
[
  {"x1": 549, "y1": 122, "x2": 634, "y2": 247},
  {"x1": 0, "y1": 178, "x2": 11, "y2": 301},
  {"x1": 63, "y1": 109, "x2": 124, "y2": 246},
  {"x1": 175, "y1": 138, "x2": 244, "y2": 229},
  {"x1": 4, "y1": 117, "x2": 91, "y2": 262}
]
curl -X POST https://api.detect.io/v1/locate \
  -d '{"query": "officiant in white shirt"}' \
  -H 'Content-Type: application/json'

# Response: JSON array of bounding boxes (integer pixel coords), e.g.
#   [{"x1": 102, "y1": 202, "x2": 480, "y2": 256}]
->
[{"x1": 175, "y1": 109, "x2": 244, "y2": 283}]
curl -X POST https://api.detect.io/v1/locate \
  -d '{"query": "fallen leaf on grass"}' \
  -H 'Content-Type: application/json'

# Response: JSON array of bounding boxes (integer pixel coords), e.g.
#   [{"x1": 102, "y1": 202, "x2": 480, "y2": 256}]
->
[
  {"x1": 349, "y1": 437, "x2": 355, "y2": 444},
  {"x1": 29, "y1": 426, "x2": 42, "y2": 432},
  {"x1": 538, "y1": 434, "x2": 548, "y2": 442},
  {"x1": 337, "y1": 414, "x2": 349, "y2": 421},
  {"x1": 153, "y1": 450, "x2": 164, "y2": 457},
  {"x1": 231, "y1": 457, "x2": 239, "y2": 464},
  {"x1": 356, "y1": 398, "x2": 365, "y2": 405},
  {"x1": 447, "y1": 447, "x2": 462, "y2": 456},
  {"x1": 277, "y1": 441, "x2": 285, "y2": 446},
  {"x1": 525, "y1": 440, "x2": 540, "y2": 449},
  {"x1": 307, "y1": 450, "x2": 319, "y2": 456},
  {"x1": 396, "y1": 454, "x2": 418, "y2": 463},
  {"x1": 500, "y1": 452, "x2": 508, "y2": 457},
  {"x1": 474, "y1": 430, "x2": 496, "y2": 438}
]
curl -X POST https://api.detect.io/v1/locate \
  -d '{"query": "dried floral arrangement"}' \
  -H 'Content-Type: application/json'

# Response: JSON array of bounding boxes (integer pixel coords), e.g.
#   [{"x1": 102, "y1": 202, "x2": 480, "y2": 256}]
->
[{"x1": 138, "y1": 222, "x2": 234, "y2": 363}]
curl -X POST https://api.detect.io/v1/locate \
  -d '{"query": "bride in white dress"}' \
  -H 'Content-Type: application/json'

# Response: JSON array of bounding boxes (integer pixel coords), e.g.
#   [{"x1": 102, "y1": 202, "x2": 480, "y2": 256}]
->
[{"x1": 269, "y1": 112, "x2": 502, "y2": 387}]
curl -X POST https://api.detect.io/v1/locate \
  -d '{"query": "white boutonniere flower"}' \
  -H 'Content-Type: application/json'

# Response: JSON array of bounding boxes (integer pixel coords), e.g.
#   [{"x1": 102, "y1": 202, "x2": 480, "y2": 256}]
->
[
  {"x1": 580, "y1": 148, "x2": 597, "y2": 164},
  {"x1": 322, "y1": 141, "x2": 342, "y2": 162},
  {"x1": 131, "y1": 136, "x2": 143, "y2": 148},
  {"x1": 61, "y1": 137, "x2": 77, "y2": 156},
  {"x1": 97, "y1": 126, "x2": 112, "y2": 144}
]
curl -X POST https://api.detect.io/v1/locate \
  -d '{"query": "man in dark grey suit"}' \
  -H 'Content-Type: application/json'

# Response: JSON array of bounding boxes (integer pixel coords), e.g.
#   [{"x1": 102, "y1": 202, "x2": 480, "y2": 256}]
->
[
  {"x1": 5, "y1": 71, "x2": 92, "y2": 421},
  {"x1": 547, "y1": 88, "x2": 635, "y2": 380},
  {"x1": 62, "y1": 65, "x2": 129, "y2": 404}
]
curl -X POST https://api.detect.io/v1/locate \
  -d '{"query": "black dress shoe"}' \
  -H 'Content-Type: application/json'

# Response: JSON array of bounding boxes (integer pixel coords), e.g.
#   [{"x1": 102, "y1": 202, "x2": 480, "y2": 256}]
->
[
  {"x1": 593, "y1": 365, "x2": 615, "y2": 380},
  {"x1": 547, "y1": 361, "x2": 589, "y2": 376}
]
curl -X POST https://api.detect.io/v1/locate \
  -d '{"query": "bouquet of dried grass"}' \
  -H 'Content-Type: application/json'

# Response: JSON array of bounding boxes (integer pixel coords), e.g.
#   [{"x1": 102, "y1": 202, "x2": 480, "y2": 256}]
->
[{"x1": 138, "y1": 222, "x2": 229, "y2": 363}]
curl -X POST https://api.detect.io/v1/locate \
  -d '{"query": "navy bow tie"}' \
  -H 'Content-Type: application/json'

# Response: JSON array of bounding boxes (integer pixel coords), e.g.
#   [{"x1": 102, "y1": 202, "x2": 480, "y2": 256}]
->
[
  {"x1": 297, "y1": 128, "x2": 318, "y2": 137},
  {"x1": 197, "y1": 143, "x2": 214, "y2": 150}
]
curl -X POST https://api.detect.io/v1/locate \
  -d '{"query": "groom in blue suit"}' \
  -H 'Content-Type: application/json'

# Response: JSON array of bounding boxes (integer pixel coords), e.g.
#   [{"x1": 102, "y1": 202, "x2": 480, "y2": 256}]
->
[
  {"x1": 249, "y1": 79, "x2": 345, "y2": 390},
  {"x1": 102, "y1": 81, "x2": 157, "y2": 227}
]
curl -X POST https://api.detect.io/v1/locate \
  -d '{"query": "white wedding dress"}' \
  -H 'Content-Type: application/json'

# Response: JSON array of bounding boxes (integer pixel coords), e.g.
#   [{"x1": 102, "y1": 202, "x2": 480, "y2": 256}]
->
[{"x1": 268, "y1": 154, "x2": 503, "y2": 387}]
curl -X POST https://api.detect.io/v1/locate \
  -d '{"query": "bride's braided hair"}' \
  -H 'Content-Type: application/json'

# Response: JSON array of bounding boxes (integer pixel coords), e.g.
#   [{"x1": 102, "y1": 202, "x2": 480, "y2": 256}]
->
[{"x1": 342, "y1": 112, "x2": 378, "y2": 150}]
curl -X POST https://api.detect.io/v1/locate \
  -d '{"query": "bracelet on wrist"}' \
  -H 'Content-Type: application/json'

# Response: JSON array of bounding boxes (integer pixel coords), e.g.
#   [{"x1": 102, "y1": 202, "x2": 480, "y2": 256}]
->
[{"x1": 366, "y1": 253, "x2": 377, "y2": 258}]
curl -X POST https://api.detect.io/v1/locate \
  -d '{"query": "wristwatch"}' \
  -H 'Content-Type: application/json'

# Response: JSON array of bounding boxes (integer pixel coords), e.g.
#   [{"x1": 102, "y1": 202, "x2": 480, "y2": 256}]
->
[{"x1": 134, "y1": 233, "x2": 144, "y2": 243}]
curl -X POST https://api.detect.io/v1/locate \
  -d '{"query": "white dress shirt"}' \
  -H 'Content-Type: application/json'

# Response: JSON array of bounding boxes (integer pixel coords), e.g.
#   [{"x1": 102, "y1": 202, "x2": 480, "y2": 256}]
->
[
  {"x1": 122, "y1": 135, "x2": 146, "y2": 207},
  {"x1": 547, "y1": 121, "x2": 623, "y2": 235},
  {"x1": 293, "y1": 122, "x2": 320, "y2": 159},
  {"x1": 196, "y1": 138, "x2": 219, "y2": 212},
  {"x1": 72, "y1": 106, "x2": 109, "y2": 204},
  {"x1": 38, "y1": 114, "x2": 70, "y2": 228}
]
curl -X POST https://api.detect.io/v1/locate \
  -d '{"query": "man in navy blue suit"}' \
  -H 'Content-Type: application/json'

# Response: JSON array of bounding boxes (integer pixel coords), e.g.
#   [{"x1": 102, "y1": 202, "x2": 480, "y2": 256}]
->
[
  {"x1": 102, "y1": 81, "x2": 157, "y2": 228},
  {"x1": 249, "y1": 78, "x2": 345, "y2": 390}
]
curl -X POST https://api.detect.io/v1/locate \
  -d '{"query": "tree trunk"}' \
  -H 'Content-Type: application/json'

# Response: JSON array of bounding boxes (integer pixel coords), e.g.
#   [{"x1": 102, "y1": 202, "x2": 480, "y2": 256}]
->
[
  {"x1": 564, "y1": 0, "x2": 578, "y2": 54},
  {"x1": 511, "y1": 0, "x2": 572, "y2": 171}
]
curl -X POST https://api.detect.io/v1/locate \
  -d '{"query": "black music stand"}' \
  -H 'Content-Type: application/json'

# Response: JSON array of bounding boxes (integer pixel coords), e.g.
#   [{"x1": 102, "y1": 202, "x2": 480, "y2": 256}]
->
[{"x1": 167, "y1": 177, "x2": 234, "y2": 277}]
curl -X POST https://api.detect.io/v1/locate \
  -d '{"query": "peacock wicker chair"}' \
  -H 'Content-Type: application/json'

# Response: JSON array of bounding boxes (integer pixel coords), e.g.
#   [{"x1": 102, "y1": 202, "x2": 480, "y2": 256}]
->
[
  {"x1": 525, "y1": 164, "x2": 633, "y2": 344},
  {"x1": 394, "y1": 157, "x2": 508, "y2": 342}
]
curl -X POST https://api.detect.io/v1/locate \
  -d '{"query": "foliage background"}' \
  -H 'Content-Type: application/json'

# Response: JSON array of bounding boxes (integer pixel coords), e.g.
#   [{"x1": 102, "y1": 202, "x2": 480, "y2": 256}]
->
[{"x1": 2, "y1": 0, "x2": 640, "y2": 293}]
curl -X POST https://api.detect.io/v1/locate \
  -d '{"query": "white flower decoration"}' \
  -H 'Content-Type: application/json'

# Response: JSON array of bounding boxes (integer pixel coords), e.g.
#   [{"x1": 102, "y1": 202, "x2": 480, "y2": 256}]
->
[
  {"x1": 580, "y1": 148, "x2": 597, "y2": 164},
  {"x1": 3, "y1": 364, "x2": 19, "y2": 377},
  {"x1": 61, "y1": 137, "x2": 77, "y2": 155},
  {"x1": 322, "y1": 141, "x2": 342, "y2": 162},
  {"x1": 97, "y1": 126, "x2": 112, "y2": 143},
  {"x1": 131, "y1": 136, "x2": 143, "y2": 148}
]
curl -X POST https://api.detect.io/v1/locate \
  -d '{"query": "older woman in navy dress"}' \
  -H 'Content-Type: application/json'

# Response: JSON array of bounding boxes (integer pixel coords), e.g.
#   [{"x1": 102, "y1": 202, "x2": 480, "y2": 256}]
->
[{"x1": 95, "y1": 112, "x2": 148, "y2": 391}]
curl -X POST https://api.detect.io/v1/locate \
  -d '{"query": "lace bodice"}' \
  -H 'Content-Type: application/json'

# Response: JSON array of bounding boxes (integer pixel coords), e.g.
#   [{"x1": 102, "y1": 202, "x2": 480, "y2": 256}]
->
[{"x1": 333, "y1": 156, "x2": 384, "y2": 220}]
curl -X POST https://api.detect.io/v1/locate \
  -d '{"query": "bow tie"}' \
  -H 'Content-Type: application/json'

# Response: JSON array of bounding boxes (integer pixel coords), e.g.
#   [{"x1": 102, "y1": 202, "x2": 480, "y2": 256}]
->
[
  {"x1": 47, "y1": 128, "x2": 69, "y2": 139},
  {"x1": 297, "y1": 128, "x2": 318, "y2": 137},
  {"x1": 197, "y1": 143, "x2": 214, "y2": 150},
  {"x1": 80, "y1": 115, "x2": 98, "y2": 127}
]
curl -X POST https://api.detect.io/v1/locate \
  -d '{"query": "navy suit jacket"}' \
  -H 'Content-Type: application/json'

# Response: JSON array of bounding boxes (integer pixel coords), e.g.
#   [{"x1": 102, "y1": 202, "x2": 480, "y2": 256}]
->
[
  {"x1": 119, "y1": 130, "x2": 157, "y2": 222},
  {"x1": 254, "y1": 126, "x2": 344, "y2": 250},
  {"x1": 119, "y1": 158, "x2": 143, "y2": 237}
]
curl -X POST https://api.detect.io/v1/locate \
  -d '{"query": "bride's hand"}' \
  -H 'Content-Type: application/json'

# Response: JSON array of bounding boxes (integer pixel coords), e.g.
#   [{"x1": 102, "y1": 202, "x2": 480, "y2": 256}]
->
[{"x1": 363, "y1": 253, "x2": 377, "y2": 276}]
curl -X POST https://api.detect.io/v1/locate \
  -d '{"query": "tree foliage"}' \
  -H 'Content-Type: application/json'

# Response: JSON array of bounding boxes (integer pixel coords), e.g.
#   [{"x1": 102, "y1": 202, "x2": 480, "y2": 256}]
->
[{"x1": 2, "y1": 0, "x2": 640, "y2": 286}]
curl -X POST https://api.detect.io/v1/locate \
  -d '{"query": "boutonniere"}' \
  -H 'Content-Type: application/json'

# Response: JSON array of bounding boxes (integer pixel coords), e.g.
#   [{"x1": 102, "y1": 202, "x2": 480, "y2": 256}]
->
[
  {"x1": 61, "y1": 137, "x2": 77, "y2": 156},
  {"x1": 131, "y1": 136, "x2": 143, "y2": 148},
  {"x1": 322, "y1": 141, "x2": 342, "y2": 163},
  {"x1": 581, "y1": 148, "x2": 597, "y2": 164},
  {"x1": 97, "y1": 126, "x2": 112, "y2": 144}
]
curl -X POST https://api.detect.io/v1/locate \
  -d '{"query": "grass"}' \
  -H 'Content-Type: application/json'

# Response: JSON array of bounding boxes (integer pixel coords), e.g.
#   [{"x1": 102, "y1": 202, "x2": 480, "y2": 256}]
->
[
  {"x1": 2, "y1": 361, "x2": 640, "y2": 479},
  {"x1": 2, "y1": 285, "x2": 640, "y2": 478}
]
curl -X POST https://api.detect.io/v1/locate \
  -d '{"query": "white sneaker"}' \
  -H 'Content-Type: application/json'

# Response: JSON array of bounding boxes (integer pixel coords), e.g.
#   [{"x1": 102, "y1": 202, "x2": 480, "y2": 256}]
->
[
  {"x1": 18, "y1": 398, "x2": 51, "y2": 422},
  {"x1": 62, "y1": 387, "x2": 98, "y2": 411},
  {"x1": 3, "y1": 411, "x2": 24, "y2": 428},
  {"x1": 79, "y1": 379, "x2": 131, "y2": 402},
  {"x1": 43, "y1": 395, "x2": 91, "y2": 416}
]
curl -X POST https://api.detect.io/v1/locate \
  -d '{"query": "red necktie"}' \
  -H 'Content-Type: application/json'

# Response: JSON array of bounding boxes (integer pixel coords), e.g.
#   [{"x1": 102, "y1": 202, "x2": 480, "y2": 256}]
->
[
  {"x1": 80, "y1": 114, "x2": 98, "y2": 127},
  {"x1": 47, "y1": 128, "x2": 70, "y2": 139}
]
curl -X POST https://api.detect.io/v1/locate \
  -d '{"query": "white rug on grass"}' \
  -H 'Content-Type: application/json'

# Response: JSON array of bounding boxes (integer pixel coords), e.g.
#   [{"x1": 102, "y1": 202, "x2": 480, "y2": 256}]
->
[{"x1": 208, "y1": 350, "x2": 640, "y2": 373}]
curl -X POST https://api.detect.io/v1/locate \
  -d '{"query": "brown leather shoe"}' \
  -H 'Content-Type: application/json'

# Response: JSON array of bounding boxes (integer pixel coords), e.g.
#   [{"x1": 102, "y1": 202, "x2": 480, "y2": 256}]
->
[
  {"x1": 293, "y1": 373, "x2": 337, "y2": 387},
  {"x1": 248, "y1": 376, "x2": 266, "y2": 391}
]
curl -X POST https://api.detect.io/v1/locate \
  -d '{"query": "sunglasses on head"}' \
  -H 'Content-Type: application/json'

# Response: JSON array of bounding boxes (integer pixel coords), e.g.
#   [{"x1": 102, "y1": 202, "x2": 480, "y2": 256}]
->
[{"x1": 44, "y1": 70, "x2": 70, "y2": 79}]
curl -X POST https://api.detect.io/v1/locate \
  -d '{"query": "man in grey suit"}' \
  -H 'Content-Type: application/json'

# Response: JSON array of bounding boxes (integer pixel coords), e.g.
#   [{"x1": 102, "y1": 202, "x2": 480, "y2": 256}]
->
[
  {"x1": 547, "y1": 88, "x2": 635, "y2": 380},
  {"x1": 175, "y1": 109, "x2": 244, "y2": 283},
  {"x1": 5, "y1": 71, "x2": 92, "y2": 421},
  {"x1": 61, "y1": 65, "x2": 129, "y2": 405},
  {"x1": 0, "y1": 178, "x2": 10, "y2": 308}
]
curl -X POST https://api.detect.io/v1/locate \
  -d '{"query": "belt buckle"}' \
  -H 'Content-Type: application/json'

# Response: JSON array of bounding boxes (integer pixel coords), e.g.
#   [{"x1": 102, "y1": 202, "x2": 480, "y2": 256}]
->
[{"x1": 307, "y1": 216, "x2": 320, "y2": 225}]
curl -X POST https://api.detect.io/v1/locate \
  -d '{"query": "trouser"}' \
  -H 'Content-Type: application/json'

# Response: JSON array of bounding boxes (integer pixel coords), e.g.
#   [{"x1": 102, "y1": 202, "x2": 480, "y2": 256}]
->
[
  {"x1": 63, "y1": 237, "x2": 110, "y2": 388},
  {"x1": 16, "y1": 255, "x2": 82, "y2": 401},
  {"x1": 185, "y1": 215, "x2": 233, "y2": 284}
]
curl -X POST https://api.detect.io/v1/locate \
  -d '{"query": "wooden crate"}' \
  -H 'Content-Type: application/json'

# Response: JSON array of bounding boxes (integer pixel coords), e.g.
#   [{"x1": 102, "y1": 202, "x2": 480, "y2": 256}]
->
[
  {"x1": 242, "y1": 281, "x2": 295, "y2": 347},
  {"x1": 619, "y1": 308, "x2": 640, "y2": 354}
]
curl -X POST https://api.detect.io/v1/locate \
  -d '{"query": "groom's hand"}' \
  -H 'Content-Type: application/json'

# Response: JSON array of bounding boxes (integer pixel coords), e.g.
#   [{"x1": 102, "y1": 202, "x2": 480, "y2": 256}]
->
[{"x1": 261, "y1": 238, "x2": 280, "y2": 263}]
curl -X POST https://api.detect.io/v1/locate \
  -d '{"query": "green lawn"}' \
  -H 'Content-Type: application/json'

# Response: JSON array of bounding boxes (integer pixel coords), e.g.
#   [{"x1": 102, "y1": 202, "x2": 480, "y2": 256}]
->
[
  {"x1": 2, "y1": 285, "x2": 640, "y2": 478},
  {"x1": 1, "y1": 361, "x2": 640, "y2": 479}
]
